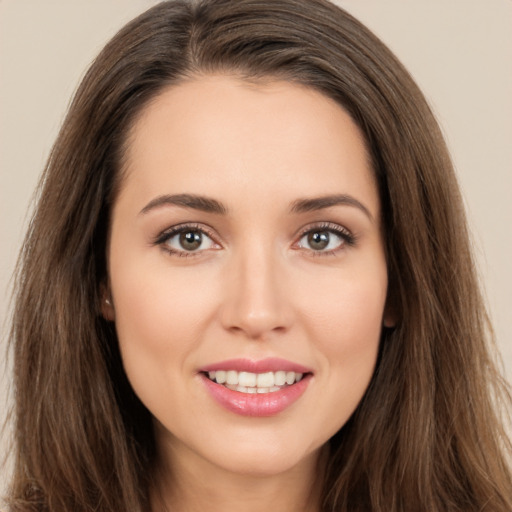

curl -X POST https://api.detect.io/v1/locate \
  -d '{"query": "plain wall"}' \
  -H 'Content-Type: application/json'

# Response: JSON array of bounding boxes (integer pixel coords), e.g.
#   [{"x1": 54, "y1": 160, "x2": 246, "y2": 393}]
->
[{"x1": 1, "y1": 0, "x2": 511, "y2": 485}]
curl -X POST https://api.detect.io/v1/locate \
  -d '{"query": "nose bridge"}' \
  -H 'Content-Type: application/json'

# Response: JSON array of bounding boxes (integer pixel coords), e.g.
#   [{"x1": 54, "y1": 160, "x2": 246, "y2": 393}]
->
[{"x1": 221, "y1": 238, "x2": 290, "y2": 338}]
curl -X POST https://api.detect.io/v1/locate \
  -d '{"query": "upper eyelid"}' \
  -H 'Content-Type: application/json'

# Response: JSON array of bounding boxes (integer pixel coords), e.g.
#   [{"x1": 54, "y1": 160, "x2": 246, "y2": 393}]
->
[
  {"x1": 295, "y1": 221, "x2": 353, "y2": 238},
  {"x1": 154, "y1": 222, "x2": 220, "y2": 244}
]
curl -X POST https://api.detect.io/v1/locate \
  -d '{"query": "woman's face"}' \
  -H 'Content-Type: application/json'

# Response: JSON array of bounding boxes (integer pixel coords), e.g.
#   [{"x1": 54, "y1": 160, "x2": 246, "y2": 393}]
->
[{"x1": 106, "y1": 75, "x2": 392, "y2": 477}]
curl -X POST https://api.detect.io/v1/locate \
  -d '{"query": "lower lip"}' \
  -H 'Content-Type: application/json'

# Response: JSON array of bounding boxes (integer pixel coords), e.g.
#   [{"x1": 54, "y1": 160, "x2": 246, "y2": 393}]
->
[{"x1": 200, "y1": 374, "x2": 311, "y2": 417}]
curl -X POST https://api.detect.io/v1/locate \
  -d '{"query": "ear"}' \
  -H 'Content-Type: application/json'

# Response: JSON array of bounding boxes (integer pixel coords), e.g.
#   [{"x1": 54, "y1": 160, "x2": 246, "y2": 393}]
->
[
  {"x1": 100, "y1": 283, "x2": 115, "y2": 321},
  {"x1": 383, "y1": 307, "x2": 397, "y2": 328},
  {"x1": 383, "y1": 287, "x2": 399, "y2": 328}
]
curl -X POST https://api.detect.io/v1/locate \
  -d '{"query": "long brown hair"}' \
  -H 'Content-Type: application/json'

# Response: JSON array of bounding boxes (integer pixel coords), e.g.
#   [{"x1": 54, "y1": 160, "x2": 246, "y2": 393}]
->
[{"x1": 5, "y1": 0, "x2": 511, "y2": 510}]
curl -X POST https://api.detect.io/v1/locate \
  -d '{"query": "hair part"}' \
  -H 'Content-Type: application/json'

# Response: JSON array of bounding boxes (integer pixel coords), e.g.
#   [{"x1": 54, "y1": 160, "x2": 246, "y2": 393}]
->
[{"x1": 6, "y1": 0, "x2": 511, "y2": 510}]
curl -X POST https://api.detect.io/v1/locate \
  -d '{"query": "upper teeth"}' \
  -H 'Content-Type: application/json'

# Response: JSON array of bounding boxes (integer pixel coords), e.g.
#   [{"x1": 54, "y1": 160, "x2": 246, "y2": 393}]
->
[{"x1": 208, "y1": 370, "x2": 303, "y2": 389}]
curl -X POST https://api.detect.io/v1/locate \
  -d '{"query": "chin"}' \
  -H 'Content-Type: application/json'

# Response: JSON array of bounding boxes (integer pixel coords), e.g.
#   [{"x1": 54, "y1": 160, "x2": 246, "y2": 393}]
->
[{"x1": 202, "y1": 432, "x2": 322, "y2": 478}]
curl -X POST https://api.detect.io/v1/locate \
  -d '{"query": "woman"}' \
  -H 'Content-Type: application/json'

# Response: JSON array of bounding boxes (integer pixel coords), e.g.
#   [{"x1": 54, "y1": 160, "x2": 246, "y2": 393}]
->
[{"x1": 4, "y1": 0, "x2": 511, "y2": 510}]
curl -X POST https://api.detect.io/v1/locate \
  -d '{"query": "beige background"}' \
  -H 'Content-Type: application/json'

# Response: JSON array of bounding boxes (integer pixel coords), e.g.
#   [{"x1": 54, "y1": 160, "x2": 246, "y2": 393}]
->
[{"x1": 1, "y1": 0, "x2": 511, "y2": 484}]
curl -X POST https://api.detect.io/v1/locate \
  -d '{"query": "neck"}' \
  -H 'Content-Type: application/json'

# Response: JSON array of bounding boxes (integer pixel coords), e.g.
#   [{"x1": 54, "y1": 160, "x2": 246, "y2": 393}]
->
[{"x1": 151, "y1": 439, "x2": 327, "y2": 512}]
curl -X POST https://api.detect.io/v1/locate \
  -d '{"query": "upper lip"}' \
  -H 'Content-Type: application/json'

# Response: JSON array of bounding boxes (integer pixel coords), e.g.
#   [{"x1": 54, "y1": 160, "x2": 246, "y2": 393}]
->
[{"x1": 199, "y1": 357, "x2": 312, "y2": 374}]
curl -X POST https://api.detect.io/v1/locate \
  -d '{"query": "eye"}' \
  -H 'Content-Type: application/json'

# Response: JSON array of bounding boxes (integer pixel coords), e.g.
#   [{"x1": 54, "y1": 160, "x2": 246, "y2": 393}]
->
[
  {"x1": 296, "y1": 225, "x2": 354, "y2": 253},
  {"x1": 156, "y1": 225, "x2": 219, "y2": 256}
]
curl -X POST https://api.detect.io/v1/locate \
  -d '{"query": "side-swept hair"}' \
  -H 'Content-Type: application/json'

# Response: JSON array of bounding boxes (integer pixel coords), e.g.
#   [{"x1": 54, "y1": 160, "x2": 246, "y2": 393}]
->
[{"x1": 6, "y1": 1, "x2": 511, "y2": 510}]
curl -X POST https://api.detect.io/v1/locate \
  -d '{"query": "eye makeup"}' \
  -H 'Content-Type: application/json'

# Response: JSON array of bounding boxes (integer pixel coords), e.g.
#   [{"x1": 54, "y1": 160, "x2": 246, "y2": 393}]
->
[
  {"x1": 153, "y1": 222, "x2": 221, "y2": 258},
  {"x1": 152, "y1": 219, "x2": 356, "y2": 259},
  {"x1": 294, "y1": 221, "x2": 356, "y2": 256}
]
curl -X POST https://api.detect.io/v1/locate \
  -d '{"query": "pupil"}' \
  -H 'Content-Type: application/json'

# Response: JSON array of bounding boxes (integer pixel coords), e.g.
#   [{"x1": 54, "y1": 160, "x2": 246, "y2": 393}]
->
[
  {"x1": 180, "y1": 231, "x2": 202, "y2": 250},
  {"x1": 308, "y1": 231, "x2": 329, "y2": 250}
]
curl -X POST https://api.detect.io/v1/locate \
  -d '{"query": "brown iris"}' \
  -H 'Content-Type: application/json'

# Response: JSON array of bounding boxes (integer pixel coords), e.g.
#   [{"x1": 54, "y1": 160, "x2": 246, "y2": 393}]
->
[
  {"x1": 179, "y1": 231, "x2": 202, "y2": 251},
  {"x1": 307, "y1": 231, "x2": 330, "y2": 250}
]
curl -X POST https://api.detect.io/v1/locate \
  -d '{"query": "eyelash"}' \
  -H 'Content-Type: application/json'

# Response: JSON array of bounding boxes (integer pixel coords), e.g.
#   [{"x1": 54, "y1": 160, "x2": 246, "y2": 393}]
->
[
  {"x1": 153, "y1": 222, "x2": 356, "y2": 258},
  {"x1": 295, "y1": 222, "x2": 356, "y2": 256},
  {"x1": 153, "y1": 223, "x2": 220, "y2": 258}
]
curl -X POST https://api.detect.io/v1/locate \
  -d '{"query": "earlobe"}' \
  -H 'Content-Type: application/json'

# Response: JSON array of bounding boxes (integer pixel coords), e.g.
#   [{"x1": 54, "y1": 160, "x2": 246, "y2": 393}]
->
[
  {"x1": 100, "y1": 283, "x2": 115, "y2": 321},
  {"x1": 383, "y1": 298, "x2": 398, "y2": 328},
  {"x1": 383, "y1": 279, "x2": 399, "y2": 328},
  {"x1": 101, "y1": 296, "x2": 115, "y2": 321},
  {"x1": 383, "y1": 312, "x2": 396, "y2": 328}
]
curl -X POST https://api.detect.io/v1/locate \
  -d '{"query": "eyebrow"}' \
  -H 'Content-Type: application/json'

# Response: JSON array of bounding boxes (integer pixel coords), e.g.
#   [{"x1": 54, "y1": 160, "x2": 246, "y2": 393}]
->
[
  {"x1": 139, "y1": 192, "x2": 372, "y2": 221},
  {"x1": 290, "y1": 194, "x2": 373, "y2": 221},
  {"x1": 140, "y1": 194, "x2": 227, "y2": 215}
]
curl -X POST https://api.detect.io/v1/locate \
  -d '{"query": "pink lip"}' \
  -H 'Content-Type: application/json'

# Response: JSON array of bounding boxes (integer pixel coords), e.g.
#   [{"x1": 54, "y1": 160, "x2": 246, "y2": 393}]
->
[
  {"x1": 200, "y1": 374, "x2": 311, "y2": 417},
  {"x1": 200, "y1": 357, "x2": 312, "y2": 374},
  {"x1": 199, "y1": 358, "x2": 313, "y2": 417}
]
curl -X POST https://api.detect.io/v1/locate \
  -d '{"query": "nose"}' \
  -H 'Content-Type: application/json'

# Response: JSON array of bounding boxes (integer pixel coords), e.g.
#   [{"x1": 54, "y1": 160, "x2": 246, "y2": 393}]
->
[{"x1": 220, "y1": 243, "x2": 293, "y2": 340}]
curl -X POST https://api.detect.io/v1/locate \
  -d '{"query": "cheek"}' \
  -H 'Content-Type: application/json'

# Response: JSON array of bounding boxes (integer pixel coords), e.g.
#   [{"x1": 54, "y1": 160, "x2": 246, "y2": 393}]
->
[
  {"x1": 303, "y1": 266, "x2": 386, "y2": 337},
  {"x1": 108, "y1": 249, "x2": 221, "y2": 404},
  {"x1": 317, "y1": 282, "x2": 384, "y2": 428},
  {"x1": 298, "y1": 263, "x2": 387, "y2": 382},
  {"x1": 112, "y1": 262, "x2": 218, "y2": 352}
]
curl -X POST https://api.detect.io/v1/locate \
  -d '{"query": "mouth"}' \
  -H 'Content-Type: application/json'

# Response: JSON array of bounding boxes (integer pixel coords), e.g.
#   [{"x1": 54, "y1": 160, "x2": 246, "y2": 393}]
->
[
  {"x1": 199, "y1": 358, "x2": 313, "y2": 416},
  {"x1": 203, "y1": 370, "x2": 305, "y2": 394}
]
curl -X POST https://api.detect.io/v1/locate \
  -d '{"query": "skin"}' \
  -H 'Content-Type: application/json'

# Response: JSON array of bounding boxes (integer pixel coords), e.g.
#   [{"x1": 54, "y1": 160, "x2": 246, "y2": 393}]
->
[{"x1": 104, "y1": 75, "x2": 394, "y2": 512}]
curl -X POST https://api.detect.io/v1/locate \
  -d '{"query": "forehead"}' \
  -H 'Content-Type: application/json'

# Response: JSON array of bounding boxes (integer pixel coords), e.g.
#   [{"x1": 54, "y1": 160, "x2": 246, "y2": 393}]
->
[{"x1": 118, "y1": 74, "x2": 379, "y2": 218}]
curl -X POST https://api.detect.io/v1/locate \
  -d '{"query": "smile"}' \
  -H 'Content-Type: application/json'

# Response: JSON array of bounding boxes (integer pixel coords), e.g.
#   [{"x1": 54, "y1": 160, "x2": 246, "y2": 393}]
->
[
  {"x1": 199, "y1": 358, "x2": 312, "y2": 416},
  {"x1": 206, "y1": 370, "x2": 304, "y2": 394}
]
